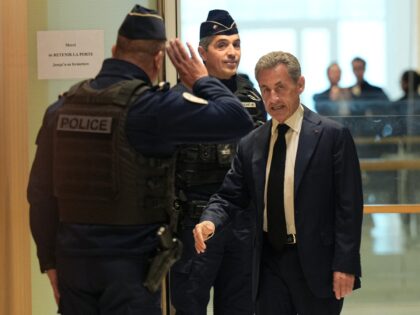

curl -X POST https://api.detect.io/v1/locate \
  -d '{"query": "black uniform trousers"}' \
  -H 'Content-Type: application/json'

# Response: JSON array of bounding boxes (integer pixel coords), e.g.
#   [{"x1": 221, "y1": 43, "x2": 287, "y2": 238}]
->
[
  {"x1": 57, "y1": 255, "x2": 161, "y2": 315},
  {"x1": 170, "y1": 218, "x2": 253, "y2": 315},
  {"x1": 256, "y1": 235, "x2": 343, "y2": 315}
]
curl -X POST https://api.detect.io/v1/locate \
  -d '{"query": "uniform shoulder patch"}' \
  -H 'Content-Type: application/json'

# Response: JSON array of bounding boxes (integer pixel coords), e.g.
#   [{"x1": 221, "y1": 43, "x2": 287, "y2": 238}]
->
[{"x1": 182, "y1": 92, "x2": 208, "y2": 105}]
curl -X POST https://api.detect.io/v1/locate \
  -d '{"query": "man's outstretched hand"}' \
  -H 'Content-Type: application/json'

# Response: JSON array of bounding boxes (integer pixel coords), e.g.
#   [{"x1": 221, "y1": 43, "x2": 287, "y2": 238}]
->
[{"x1": 193, "y1": 221, "x2": 215, "y2": 253}]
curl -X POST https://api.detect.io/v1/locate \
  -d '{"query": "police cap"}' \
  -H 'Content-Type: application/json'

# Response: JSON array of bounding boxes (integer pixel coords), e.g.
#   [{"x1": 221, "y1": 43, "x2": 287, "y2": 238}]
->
[
  {"x1": 199, "y1": 9, "x2": 238, "y2": 39},
  {"x1": 118, "y1": 4, "x2": 166, "y2": 40}
]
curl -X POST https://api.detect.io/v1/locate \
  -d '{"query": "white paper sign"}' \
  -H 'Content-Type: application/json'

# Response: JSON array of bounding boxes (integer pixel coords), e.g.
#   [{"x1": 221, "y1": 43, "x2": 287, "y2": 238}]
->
[{"x1": 37, "y1": 30, "x2": 104, "y2": 80}]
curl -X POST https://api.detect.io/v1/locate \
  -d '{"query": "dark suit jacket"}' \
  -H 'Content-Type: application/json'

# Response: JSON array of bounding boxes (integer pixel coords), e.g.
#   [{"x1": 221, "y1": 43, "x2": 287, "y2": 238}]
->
[
  {"x1": 201, "y1": 106, "x2": 363, "y2": 301},
  {"x1": 349, "y1": 80, "x2": 390, "y2": 115}
]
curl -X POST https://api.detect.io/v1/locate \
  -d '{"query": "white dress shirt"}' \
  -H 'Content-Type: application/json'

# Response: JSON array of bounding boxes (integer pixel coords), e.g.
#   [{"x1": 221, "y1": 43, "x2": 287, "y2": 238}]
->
[{"x1": 263, "y1": 105, "x2": 304, "y2": 235}]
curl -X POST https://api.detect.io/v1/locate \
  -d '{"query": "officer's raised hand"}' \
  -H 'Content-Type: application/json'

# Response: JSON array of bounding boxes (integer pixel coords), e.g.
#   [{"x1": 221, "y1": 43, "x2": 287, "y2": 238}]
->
[
  {"x1": 193, "y1": 221, "x2": 215, "y2": 254},
  {"x1": 167, "y1": 39, "x2": 208, "y2": 90}
]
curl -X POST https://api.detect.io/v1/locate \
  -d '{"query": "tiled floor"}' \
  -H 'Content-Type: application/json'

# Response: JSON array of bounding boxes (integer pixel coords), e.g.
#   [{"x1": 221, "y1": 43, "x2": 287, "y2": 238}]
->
[
  {"x1": 207, "y1": 213, "x2": 420, "y2": 315},
  {"x1": 342, "y1": 213, "x2": 420, "y2": 315}
]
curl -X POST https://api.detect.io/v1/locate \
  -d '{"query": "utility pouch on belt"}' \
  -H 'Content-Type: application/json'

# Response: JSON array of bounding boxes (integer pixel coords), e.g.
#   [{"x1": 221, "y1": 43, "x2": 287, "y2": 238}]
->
[{"x1": 144, "y1": 225, "x2": 183, "y2": 293}]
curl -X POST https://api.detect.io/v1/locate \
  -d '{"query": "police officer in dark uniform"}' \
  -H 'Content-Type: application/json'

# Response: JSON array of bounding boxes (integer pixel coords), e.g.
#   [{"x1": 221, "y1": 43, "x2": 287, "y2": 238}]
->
[
  {"x1": 170, "y1": 10, "x2": 266, "y2": 315},
  {"x1": 27, "y1": 5, "x2": 253, "y2": 315}
]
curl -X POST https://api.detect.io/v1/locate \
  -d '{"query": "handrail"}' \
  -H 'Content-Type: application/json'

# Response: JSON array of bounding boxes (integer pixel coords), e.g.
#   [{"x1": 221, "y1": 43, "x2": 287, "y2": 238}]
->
[
  {"x1": 360, "y1": 159, "x2": 420, "y2": 171},
  {"x1": 364, "y1": 205, "x2": 420, "y2": 213},
  {"x1": 339, "y1": 135, "x2": 420, "y2": 211},
  {"x1": 354, "y1": 135, "x2": 420, "y2": 145}
]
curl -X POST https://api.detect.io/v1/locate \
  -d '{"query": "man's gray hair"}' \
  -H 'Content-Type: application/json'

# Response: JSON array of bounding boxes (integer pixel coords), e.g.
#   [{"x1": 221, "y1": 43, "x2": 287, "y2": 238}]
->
[
  {"x1": 198, "y1": 36, "x2": 214, "y2": 51},
  {"x1": 255, "y1": 51, "x2": 301, "y2": 83}
]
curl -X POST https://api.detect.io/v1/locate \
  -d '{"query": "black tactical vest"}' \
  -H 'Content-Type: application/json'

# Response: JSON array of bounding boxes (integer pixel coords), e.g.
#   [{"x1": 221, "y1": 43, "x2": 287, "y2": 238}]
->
[
  {"x1": 176, "y1": 143, "x2": 235, "y2": 189},
  {"x1": 175, "y1": 75, "x2": 265, "y2": 203},
  {"x1": 53, "y1": 79, "x2": 176, "y2": 225}
]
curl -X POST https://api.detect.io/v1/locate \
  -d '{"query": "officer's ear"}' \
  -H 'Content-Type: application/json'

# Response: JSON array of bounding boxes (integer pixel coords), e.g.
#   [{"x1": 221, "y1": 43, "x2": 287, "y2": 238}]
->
[
  {"x1": 154, "y1": 50, "x2": 164, "y2": 72},
  {"x1": 111, "y1": 45, "x2": 117, "y2": 58},
  {"x1": 198, "y1": 46, "x2": 207, "y2": 62}
]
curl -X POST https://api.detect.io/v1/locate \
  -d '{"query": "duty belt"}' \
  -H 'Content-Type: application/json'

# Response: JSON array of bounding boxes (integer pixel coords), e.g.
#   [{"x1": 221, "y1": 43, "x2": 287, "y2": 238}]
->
[{"x1": 177, "y1": 200, "x2": 208, "y2": 219}]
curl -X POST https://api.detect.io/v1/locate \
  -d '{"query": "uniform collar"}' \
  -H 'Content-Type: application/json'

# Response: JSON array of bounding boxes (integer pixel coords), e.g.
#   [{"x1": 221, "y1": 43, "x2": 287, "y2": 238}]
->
[
  {"x1": 219, "y1": 75, "x2": 237, "y2": 92},
  {"x1": 95, "y1": 58, "x2": 152, "y2": 85}
]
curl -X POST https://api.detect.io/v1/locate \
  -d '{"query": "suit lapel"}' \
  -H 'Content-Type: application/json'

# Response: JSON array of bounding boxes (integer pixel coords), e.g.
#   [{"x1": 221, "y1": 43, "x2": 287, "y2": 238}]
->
[{"x1": 294, "y1": 108, "x2": 323, "y2": 193}]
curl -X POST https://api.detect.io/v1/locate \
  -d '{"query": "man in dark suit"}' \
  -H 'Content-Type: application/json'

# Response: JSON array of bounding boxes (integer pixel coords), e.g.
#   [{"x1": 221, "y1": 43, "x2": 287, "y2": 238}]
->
[
  {"x1": 349, "y1": 56, "x2": 389, "y2": 116},
  {"x1": 193, "y1": 51, "x2": 364, "y2": 315}
]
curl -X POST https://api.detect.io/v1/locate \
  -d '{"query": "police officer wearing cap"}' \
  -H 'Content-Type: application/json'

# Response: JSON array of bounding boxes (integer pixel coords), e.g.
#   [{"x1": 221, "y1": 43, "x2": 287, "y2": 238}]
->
[
  {"x1": 28, "y1": 5, "x2": 253, "y2": 315},
  {"x1": 170, "y1": 9, "x2": 266, "y2": 315}
]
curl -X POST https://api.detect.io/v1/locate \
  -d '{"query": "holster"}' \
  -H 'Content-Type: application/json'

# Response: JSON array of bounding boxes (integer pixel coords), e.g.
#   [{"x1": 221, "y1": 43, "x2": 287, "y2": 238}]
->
[{"x1": 143, "y1": 225, "x2": 183, "y2": 293}]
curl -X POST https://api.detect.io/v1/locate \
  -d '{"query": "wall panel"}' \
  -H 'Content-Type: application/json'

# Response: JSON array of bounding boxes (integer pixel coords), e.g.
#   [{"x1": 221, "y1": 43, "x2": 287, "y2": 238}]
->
[{"x1": 0, "y1": 0, "x2": 31, "y2": 314}]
